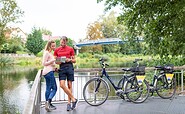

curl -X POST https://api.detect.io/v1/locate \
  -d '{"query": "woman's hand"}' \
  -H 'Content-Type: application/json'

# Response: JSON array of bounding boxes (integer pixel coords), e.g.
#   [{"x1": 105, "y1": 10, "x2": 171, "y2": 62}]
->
[{"x1": 55, "y1": 61, "x2": 61, "y2": 64}]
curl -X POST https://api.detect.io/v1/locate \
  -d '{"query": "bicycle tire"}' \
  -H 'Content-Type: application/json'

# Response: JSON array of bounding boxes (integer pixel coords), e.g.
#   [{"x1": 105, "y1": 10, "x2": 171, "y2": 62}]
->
[
  {"x1": 83, "y1": 77, "x2": 109, "y2": 106},
  {"x1": 125, "y1": 77, "x2": 149, "y2": 103},
  {"x1": 117, "y1": 77, "x2": 126, "y2": 99},
  {"x1": 156, "y1": 76, "x2": 176, "y2": 99}
]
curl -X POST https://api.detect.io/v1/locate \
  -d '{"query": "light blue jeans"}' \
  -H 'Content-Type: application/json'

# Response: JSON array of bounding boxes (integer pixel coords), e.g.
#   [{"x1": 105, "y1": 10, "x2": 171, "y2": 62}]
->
[{"x1": 44, "y1": 71, "x2": 57, "y2": 101}]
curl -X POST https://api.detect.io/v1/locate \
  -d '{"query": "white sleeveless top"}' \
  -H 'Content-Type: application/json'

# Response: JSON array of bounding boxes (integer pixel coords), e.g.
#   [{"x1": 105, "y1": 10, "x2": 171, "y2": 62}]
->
[{"x1": 42, "y1": 51, "x2": 55, "y2": 76}]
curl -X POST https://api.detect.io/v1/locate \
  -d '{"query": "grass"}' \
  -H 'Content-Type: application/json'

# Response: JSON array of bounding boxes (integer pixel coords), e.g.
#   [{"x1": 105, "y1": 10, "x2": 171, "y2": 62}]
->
[{"x1": 1, "y1": 53, "x2": 184, "y2": 68}]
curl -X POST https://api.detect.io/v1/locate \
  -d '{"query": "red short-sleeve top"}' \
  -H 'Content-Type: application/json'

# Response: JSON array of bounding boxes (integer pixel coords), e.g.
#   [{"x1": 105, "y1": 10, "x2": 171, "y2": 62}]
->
[{"x1": 54, "y1": 46, "x2": 75, "y2": 58}]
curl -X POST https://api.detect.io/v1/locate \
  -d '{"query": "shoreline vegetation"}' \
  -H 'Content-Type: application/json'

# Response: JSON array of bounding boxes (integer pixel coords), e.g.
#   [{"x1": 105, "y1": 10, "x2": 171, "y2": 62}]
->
[{"x1": 0, "y1": 53, "x2": 185, "y2": 69}]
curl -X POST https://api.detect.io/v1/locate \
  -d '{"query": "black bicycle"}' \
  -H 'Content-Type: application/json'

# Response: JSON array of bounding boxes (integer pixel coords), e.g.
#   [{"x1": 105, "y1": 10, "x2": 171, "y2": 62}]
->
[
  {"x1": 149, "y1": 64, "x2": 176, "y2": 99},
  {"x1": 83, "y1": 58, "x2": 149, "y2": 106}
]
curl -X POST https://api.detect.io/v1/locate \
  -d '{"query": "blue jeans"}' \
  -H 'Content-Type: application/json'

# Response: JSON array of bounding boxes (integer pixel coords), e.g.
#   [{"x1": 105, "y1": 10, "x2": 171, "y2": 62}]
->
[{"x1": 44, "y1": 71, "x2": 57, "y2": 101}]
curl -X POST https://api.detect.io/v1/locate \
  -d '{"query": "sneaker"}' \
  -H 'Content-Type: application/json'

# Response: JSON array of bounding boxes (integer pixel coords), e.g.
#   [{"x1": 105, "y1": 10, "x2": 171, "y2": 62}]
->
[
  {"x1": 50, "y1": 103, "x2": 57, "y2": 110},
  {"x1": 72, "y1": 99, "x2": 78, "y2": 109},
  {"x1": 67, "y1": 104, "x2": 72, "y2": 111},
  {"x1": 45, "y1": 101, "x2": 51, "y2": 112}
]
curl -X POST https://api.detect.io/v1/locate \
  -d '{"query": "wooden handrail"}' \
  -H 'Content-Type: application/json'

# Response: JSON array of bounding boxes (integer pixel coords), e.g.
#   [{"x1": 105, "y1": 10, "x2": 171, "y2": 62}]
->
[{"x1": 22, "y1": 69, "x2": 42, "y2": 114}]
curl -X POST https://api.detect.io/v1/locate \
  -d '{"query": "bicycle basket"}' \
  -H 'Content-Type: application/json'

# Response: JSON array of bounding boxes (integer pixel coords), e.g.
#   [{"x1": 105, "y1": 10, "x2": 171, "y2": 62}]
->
[
  {"x1": 164, "y1": 64, "x2": 174, "y2": 73},
  {"x1": 131, "y1": 66, "x2": 145, "y2": 75}
]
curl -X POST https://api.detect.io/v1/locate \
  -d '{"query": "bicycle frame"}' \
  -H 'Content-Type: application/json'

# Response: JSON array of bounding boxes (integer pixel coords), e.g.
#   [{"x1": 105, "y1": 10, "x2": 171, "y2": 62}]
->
[
  {"x1": 100, "y1": 67, "x2": 122, "y2": 91},
  {"x1": 96, "y1": 62, "x2": 135, "y2": 93},
  {"x1": 96, "y1": 58, "x2": 144, "y2": 91},
  {"x1": 151, "y1": 69, "x2": 168, "y2": 89}
]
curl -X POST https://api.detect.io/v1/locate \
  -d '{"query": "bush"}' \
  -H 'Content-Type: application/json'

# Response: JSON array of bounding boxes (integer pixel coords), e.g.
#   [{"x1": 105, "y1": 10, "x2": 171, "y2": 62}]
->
[
  {"x1": 0, "y1": 56, "x2": 14, "y2": 66},
  {"x1": 36, "y1": 51, "x2": 43, "y2": 57},
  {"x1": 93, "y1": 54, "x2": 102, "y2": 59},
  {"x1": 16, "y1": 51, "x2": 28, "y2": 54}
]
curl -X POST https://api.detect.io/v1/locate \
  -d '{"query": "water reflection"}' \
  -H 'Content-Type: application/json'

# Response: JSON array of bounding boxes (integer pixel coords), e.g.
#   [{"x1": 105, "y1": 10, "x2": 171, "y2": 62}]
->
[{"x1": 0, "y1": 66, "x2": 38, "y2": 114}]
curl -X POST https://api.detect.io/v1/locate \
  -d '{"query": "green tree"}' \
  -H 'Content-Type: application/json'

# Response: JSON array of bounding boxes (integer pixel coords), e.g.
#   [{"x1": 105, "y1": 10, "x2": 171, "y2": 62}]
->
[
  {"x1": 0, "y1": 0, "x2": 24, "y2": 48},
  {"x1": 26, "y1": 27, "x2": 44, "y2": 55},
  {"x1": 97, "y1": 0, "x2": 185, "y2": 57},
  {"x1": 55, "y1": 37, "x2": 73, "y2": 48},
  {"x1": 7, "y1": 37, "x2": 23, "y2": 53},
  {"x1": 41, "y1": 28, "x2": 52, "y2": 35},
  {"x1": 100, "y1": 11, "x2": 126, "y2": 53},
  {"x1": 67, "y1": 38, "x2": 73, "y2": 47}
]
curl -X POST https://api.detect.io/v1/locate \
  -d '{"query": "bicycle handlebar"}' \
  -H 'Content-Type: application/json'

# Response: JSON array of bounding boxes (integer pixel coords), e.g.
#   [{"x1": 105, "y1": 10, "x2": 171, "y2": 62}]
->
[
  {"x1": 133, "y1": 58, "x2": 142, "y2": 63},
  {"x1": 99, "y1": 58, "x2": 109, "y2": 68},
  {"x1": 133, "y1": 58, "x2": 143, "y2": 67},
  {"x1": 99, "y1": 58, "x2": 106, "y2": 62}
]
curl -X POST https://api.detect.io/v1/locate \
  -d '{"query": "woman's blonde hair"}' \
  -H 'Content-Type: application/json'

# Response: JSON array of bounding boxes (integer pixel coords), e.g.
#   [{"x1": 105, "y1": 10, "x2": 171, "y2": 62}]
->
[{"x1": 44, "y1": 40, "x2": 55, "y2": 51}]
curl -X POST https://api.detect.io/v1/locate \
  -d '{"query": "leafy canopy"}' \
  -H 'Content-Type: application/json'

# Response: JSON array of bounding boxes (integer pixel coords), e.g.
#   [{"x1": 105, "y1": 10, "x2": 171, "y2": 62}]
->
[
  {"x1": 0, "y1": 0, "x2": 24, "y2": 47},
  {"x1": 26, "y1": 27, "x2": 44, "y2": 55},
  {"x1": 97, "y1": 0, "x2": 185, "y2": 57}
]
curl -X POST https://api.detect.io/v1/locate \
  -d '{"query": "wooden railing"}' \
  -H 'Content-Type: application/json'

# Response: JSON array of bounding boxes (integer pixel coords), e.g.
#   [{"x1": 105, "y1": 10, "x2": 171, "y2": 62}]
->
[{"x1": 23, "y1": 70, "x2": 42, "y2": 114}]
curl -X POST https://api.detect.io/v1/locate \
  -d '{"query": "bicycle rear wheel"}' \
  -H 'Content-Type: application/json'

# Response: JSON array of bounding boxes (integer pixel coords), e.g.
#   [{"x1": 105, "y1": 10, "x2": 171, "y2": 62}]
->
[
  {"x1": 156, "y1": 76, "x2": 176, "y2": 99},
  {"x1": 125, "y1": 77, "x2": 149, "y2": 103},
  {"x1": 83, "y1": 77, "x2": 109, "y2": 106}
]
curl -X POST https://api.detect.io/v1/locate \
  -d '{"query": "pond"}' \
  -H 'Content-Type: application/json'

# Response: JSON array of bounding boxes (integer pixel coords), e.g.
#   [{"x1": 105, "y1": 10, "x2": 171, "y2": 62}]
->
[{"x1": 0, "y1": 66, "x2": 38, "y2": 114}]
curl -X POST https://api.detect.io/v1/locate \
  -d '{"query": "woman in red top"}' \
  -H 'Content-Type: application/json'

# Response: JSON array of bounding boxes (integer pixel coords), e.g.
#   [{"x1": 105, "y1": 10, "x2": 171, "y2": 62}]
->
[{"x1": 54, "y1": 36, "x2": 78, "y2": 111}]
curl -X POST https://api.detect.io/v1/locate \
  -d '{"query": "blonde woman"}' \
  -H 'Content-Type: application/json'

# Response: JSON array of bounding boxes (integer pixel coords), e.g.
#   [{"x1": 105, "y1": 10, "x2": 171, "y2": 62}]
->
[{"x1": 42, "y1": 40, "x2": 57, "y2": 112}]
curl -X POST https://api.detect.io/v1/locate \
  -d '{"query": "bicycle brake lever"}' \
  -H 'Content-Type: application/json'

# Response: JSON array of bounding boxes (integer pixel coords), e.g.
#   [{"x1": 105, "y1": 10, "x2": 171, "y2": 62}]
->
[
  {"x1": 105, "y1": 63, "x2": 109, "y2": 66},
  {"x1": 134, "y1": 58, "x2": 142, "y2": 62}
]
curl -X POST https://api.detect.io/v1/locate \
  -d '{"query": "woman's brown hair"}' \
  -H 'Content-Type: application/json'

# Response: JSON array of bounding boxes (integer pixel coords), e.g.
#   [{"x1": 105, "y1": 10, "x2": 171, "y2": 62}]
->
[{"x1": 44, "y1": 40, "x2": 55, "y2": 51}]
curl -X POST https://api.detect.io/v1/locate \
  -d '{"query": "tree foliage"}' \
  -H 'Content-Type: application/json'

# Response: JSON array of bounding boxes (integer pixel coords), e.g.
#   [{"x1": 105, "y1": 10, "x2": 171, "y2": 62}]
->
[
  {"x1": 81, "y1": 22, "x2": 104, "y2": 54},
  {"x1": 0, "y1": 0, "x2": 24, "y2": 47},
  {"x1": 1, "y1": 37, "x2": 24, "y2": 53},
  {"x1": 55, "y1": 38, "x2": 73, "y2": 48},
  {"x1": 26, "y1": 27, "x2": 44, "y2": 55},
  {"x1": 97, "y1": 0, "x2": 185, "y2": 57},
  {"x1": 41, "y1": 28, "x2": 52, "y2": 35},
  {"x1": 100, "y1": 11, "x2": 125, "y2": 53}
]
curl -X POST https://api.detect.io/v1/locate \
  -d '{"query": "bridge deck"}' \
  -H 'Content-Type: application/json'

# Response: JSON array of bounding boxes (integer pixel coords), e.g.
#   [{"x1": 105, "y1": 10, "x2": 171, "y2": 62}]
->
[{"x1": 40, "y1": 96, "x2": 185, "y2": 114}]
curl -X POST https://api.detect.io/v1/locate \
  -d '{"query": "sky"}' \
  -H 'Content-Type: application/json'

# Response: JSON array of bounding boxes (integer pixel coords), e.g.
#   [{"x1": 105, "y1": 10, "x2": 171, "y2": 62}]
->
[{"x1": 14, "y1": 0, "x2": 106, "y2": 43}]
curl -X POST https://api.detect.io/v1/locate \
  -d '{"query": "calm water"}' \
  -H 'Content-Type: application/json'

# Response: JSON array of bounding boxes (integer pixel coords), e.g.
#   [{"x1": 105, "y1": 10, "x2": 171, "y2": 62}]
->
[{"x1": 0, "y1": 66, "x2": 38, "y2": 114}]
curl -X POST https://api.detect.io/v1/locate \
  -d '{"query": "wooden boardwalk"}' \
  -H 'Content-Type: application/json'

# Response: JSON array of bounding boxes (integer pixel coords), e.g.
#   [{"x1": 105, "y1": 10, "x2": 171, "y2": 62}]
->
[{"x1": 40, "y1": 96, "x2": 185, "y2": 114}]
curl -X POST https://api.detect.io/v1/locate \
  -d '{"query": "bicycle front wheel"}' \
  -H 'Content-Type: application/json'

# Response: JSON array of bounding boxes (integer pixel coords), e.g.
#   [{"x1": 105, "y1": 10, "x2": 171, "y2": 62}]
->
[
  {"x1": 83, "y1": 77, "x2": 109, "y2": 106},
  {"x1": 125, "y1": 77, "x2": 149, "y2": 103},
  {"x1": 156, "y1": 76, "x2": 176, "y2": 99}
]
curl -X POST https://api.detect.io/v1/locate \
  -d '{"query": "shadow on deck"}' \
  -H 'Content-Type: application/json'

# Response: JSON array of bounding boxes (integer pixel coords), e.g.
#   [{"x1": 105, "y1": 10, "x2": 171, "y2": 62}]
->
[{"x1": 40, "y1": 96, "x2": 185, "y2": 114}]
